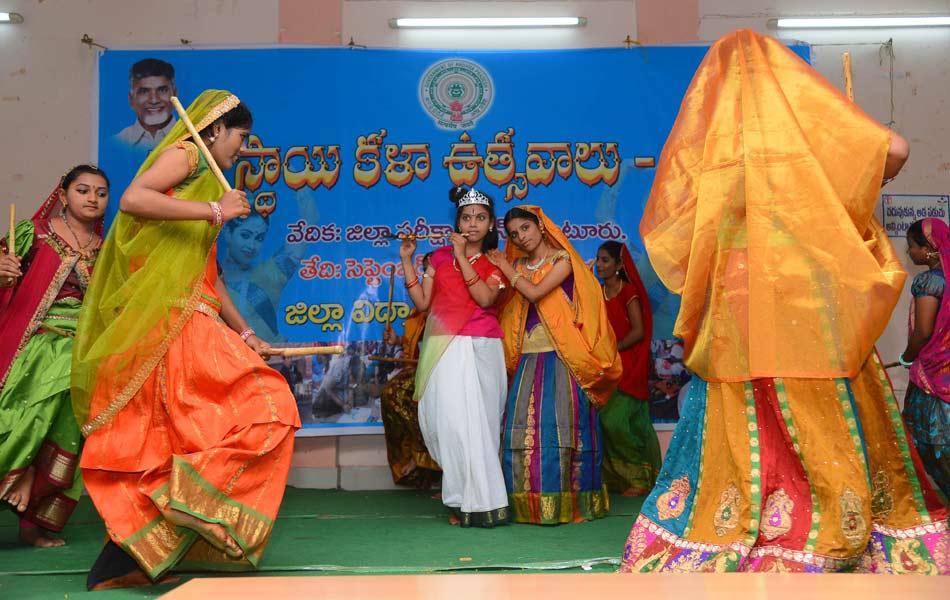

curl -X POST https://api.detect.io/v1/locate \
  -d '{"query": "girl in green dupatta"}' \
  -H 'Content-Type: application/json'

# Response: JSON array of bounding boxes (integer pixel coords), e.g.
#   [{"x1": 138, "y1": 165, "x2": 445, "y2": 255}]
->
[
  {"x1": 73, "y1": 90, "x2": 300, "y2": 590},
  {"x1": 0, "y1": 165, "x2": 109, "y2": 547}
]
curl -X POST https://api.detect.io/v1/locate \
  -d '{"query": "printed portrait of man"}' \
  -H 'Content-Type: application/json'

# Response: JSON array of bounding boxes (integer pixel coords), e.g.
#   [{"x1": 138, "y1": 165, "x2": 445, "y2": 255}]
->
[{"x1": 114, "y1": 58, "x2": 177, "y2": 149}]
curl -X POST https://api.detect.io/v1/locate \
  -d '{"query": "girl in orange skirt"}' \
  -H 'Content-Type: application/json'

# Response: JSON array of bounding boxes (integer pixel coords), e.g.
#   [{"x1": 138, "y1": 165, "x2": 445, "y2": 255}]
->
[{"x1": 72, "y1": 90, "x2": 300, "y2": 589}]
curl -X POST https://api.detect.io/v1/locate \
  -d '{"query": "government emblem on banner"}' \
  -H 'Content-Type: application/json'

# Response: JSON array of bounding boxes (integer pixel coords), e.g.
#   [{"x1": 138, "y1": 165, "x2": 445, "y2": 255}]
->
[{"x1": 420, "y1": 59, "x2": 493, "y2": 130}]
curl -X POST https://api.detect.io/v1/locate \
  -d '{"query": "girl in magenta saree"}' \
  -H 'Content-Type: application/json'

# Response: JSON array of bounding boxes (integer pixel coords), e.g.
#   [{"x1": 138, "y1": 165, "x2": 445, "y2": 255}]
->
[{"x1": 901, "y1": 218, "x2": 950, "y2": 498}]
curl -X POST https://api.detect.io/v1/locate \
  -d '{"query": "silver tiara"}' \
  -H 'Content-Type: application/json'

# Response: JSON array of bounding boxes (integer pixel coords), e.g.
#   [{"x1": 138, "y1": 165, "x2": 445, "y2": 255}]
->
[{"x1": 457, "y1": 189, "x2": 491, "y2": 207}]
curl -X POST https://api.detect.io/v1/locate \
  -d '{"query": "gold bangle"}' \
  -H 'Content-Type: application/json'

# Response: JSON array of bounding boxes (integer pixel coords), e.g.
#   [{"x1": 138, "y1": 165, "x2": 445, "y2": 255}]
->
[
  {"x1": 510, "y1": 272, "x2": 522, "y2": 287},
  {"x1": 464, "y1": 273, "x2": 481, "y2": 286},
  {"x1": 405, "y1": 278, "x2": 420, "y2": 290}
]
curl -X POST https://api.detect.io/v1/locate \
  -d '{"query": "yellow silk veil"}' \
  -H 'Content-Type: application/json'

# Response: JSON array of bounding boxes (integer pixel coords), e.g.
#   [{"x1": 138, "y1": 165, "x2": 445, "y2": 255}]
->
[
  {"x1": 72, "y1": 90, "x2": 240, "y2": 434},
  {"x1": 498, "y1": 206, "x2": 621, "y2": 407},
  {"x1": 641, "y1": 30, "x2": 905, "y2": 382}
]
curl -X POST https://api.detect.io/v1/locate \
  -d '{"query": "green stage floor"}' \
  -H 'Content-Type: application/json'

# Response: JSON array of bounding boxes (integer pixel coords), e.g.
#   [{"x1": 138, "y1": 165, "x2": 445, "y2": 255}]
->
[{"x1": 0, "y1": 488, "x2": 644, "y2": 599}]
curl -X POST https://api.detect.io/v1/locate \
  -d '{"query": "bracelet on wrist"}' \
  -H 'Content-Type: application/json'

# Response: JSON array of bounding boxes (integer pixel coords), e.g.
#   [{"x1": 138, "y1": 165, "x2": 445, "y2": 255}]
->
[
  {"x1": 464, "y1": 273, "x2": 481, "y2": 286},
  {"x1": 898, "y1": 353, "x2": 913, "y2": 368},
  {"x1": 405, "y1": 277, "x2": 420, "y2": 290},
  {"x1": 239, "y1": 327, "x2": 256, "y2": 342},
  {"x1": 510, "y1": 272, "x2": 522, "y2": 287},
  {"x1": 208, "y1": 201, "x2": 224, "y2": 226}
]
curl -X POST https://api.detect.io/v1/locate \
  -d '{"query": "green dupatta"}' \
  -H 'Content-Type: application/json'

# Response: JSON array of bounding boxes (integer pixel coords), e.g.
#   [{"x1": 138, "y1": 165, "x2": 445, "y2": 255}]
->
[{"x1": 72, "y1": 90, "x2": 240, "y2": 435}]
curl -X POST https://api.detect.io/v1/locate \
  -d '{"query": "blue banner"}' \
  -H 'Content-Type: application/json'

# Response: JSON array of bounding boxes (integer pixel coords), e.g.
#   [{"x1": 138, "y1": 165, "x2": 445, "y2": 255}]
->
[{"x1": 98, "y1": 45, "x2": 809, "y2": 434}]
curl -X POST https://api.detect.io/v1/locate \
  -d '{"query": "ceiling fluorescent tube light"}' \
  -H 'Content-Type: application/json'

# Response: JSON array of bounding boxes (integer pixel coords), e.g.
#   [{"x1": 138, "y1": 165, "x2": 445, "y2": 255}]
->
[
  {"x1": 769, "y1": 16, "x2": 950, "y2": 28},
  {"x1": 0, "y1": 12, "x2": 25, "y2": 23},
  {"x1": 390, "y1": 17, "x2": 586, "y2": 29}
]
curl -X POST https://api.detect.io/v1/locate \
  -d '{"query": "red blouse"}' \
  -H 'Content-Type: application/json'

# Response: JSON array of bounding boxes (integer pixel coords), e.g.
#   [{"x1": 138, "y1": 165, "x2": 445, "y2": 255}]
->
[
  {"x1": 427, "y1": 246, "x2": 506, "y2": 338},
  {"x1": 604, "y1": 282, "x2": 649, "y2": 399}
]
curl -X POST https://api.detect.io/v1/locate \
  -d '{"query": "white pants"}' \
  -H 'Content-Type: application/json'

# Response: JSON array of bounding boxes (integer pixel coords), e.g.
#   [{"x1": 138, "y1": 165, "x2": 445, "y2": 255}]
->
[{"x1": 418, "y1": 336, "x2": 508, "y2": 515}]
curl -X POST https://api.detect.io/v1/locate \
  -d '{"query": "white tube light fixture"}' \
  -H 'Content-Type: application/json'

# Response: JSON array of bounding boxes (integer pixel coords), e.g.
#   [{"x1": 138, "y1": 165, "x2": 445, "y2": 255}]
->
[
  {"x1": 768, "y1": 16, "x2": 950, "y2": 29},
  {"x1": 0, "y1": 12, "x2": 25, "y2": 24},
  {"x1": 389, "y1": 17, "x2": 586, "y2": 29}
]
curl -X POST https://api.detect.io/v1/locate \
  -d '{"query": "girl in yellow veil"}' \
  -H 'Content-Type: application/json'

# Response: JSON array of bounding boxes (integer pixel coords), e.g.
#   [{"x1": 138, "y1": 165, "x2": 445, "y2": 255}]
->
[
  {"x1": 73, "y1": 90, "x2": 300, "y2": 589},
  {"x1": 619, "y1": 30, "x2": 948, "y2": 574},
  {"x1": 488, "y1": 205, "x2": 621, "y2": 524}
]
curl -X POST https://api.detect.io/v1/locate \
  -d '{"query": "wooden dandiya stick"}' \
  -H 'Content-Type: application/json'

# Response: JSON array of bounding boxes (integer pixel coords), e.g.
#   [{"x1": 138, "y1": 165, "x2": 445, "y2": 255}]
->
[
  {"x1": 39, "y1": 322, "x2": 74, "y2": 337},
  {"x1": 367, "y1": 355, "x2": 418, "y2": 364},
  {"x1": 882, "y1": 361, "x2": 901, "y2": 369},
  {"x1": 169, "y1": 96, "x2": 233, "y2": 192},
  {"x1": 266, "y1": 345, "x2": 345, "y2": 357},
  {"x1": 7, "y1": 204, "x2": 14, "y2": 258},
  {"x1": 842, "y1": 52, "x2": 854, "y2": 102},
  {"x1": 386, "y1": 264, "x2": 396, "y2": 322},
  {"x1": 385, "y1": 232, "x2": 468, "y2": 241}
]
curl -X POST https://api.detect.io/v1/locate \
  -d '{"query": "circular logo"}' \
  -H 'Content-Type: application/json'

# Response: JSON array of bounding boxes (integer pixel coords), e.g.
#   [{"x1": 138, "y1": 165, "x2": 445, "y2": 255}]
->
[{"x1": 420, "y1": 59, "x2": 493, "y2": 130}]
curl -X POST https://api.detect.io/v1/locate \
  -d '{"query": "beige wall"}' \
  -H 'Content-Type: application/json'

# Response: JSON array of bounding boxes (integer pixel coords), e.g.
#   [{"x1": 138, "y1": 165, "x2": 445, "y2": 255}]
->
[
  {"x1": 1, "y1": 0, "x2": 281, "y2": 204},
  {"x1": 342, "y1": 1, "x2": 636, "y2": 48},
  {"x1": 3, "y1": 0, "x2": 948, "y2": 488}
]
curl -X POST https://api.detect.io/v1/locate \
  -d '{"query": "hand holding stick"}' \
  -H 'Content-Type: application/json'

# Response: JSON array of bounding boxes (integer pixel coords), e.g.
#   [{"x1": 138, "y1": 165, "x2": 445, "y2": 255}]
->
[
  {"x1": 0, "y1": 205, "x2": 19, "y2": 287},
  {"x1": 265, "y1": 345, "x2": 345, "y2": 357}
]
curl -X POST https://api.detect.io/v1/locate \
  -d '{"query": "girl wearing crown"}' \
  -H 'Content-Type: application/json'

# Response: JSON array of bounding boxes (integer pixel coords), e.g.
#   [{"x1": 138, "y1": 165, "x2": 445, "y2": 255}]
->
[
  {"x1": 487, "y1": 206, "x2": 621, "y2": 524},
  {"x1": 399, "y1": 187, "x2": 509, "y2": 527}
]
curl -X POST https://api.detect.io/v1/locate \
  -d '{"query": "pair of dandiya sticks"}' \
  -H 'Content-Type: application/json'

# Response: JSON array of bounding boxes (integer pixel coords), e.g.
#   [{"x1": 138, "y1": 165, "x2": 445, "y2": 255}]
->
[
  {"x1": 167, "y1": 93, "x2": 460, "y2": 360},
  {"x1": 164, "y1": 98, "x2": 345, "y2": 358},
  {"x1": 371, "y1": 228, "x2": 477, "y2": 364}
]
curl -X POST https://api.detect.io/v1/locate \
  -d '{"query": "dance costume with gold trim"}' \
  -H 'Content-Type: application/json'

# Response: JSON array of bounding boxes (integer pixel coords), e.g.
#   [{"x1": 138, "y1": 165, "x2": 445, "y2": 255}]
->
[
  {"x1": 620, "y1": 30, "x2": 949, "y2": 574},
  {"x1": 0, "y1": 212, "x2": 99, "y2": 532},
  {"x1": 73, "y1": 91, "x2": 299, "y2": 580}
]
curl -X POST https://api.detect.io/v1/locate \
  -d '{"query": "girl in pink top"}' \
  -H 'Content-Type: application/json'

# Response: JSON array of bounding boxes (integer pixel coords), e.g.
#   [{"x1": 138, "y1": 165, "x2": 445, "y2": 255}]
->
[{"x1": 399, "y1": 186, "x2": 509, "y2": 527}]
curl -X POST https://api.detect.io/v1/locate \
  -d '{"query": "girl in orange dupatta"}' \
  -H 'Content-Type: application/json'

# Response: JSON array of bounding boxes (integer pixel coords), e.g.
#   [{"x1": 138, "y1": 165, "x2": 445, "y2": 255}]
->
[
  {"x1": 620, "y1": 30, "x2": 948, "y2": 574},
  {"x1": 72, "y1": 91, "x2": 300, "y2": 589},
  {"x1": 488, "y1": 206, "x2": 621, "y2": 524}
]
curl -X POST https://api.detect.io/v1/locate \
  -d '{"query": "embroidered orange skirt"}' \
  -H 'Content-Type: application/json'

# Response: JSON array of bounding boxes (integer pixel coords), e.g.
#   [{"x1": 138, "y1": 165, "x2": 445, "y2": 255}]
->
[{"x1": 80, "y1": 307, "x2": 300, "y2": 579}]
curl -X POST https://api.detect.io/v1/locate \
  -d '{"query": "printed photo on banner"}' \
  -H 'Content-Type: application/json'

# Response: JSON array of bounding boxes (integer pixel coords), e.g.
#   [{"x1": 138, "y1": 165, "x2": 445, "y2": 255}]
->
[
  {"x1": 649, "y1": 339, "x2": 692, "y2": 426},
  {"x1": 268, "y1": 341, "x2": 410, "y2": 435},
  {"x1": 220, "y1": 189, "x2": 319, "y2": 342},
  {"x1": 114, "y1": 58, "x2": 178, "y2": 149}
]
